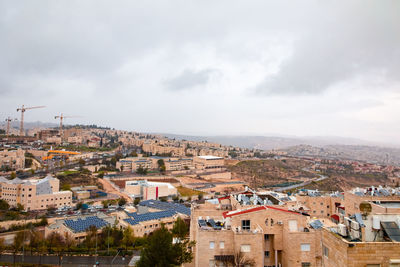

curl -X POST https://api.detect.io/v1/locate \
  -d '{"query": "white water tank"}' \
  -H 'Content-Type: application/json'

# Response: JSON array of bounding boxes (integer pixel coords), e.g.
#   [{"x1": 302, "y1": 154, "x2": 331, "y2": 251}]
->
[{"x1": 372, "y1": 216, "x2": 381, "y2": 230}]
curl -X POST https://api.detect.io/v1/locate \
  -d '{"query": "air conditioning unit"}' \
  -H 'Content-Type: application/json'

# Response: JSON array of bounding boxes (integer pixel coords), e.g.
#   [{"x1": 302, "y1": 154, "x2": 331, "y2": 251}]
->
[
  {"x1": 338, "y1": 224, "x2": 347, "y2": 236},
  {"x1": 351, "y1": 229, "x2": 360, "y2": 239},
  {"x1": 351, "y1": 221, "x2": 360, "y2": 230},
  {"x1": 344, "y1": 217, "x2": 351, "y2": 227}
]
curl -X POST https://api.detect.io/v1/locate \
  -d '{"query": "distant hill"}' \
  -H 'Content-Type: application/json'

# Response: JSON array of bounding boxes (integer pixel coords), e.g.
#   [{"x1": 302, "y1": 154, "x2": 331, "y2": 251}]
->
[
  {"x1": 160, "y1": 133, "x2": 394, "y2": 150},
  {"x1": 282, "y1": 144, "x2": 400, "y2": 166},
  {"x1": 0, "y1": 121, "x2": 58, "y2": 130}
]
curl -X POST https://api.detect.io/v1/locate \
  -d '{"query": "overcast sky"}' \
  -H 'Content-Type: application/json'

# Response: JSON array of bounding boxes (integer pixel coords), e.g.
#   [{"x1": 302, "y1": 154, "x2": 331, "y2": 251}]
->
[{"x1": 1, "y1": 1, "x2": 400, "y2": 143}]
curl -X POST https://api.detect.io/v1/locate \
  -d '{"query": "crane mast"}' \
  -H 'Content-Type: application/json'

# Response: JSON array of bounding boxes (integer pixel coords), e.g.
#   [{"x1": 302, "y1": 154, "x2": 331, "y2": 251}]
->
[
  {"x1": 16, "y1": 105, "x2": 45, "y2": 136},
  {"x1": 5, "y1": 117, "x2": 17, "y2": 137}
]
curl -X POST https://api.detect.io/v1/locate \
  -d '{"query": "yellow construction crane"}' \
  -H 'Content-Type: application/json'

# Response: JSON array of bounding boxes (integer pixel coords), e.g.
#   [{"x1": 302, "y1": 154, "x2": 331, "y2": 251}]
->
[
  {"x1": 5, "y1": 117, "x2": 17, "y2": 137},
  {"x1": 54, "y1": 113, "x2": 81, "y2": 139},
  {"x1": 16, "y1": 105, "x2": 45, "y2": 136}
]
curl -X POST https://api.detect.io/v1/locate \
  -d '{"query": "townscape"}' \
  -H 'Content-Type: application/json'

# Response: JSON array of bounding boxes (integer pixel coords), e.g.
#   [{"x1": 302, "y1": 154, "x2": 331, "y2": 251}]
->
[
  {"x1": 1, "y1": 1, "x2": 400, "y2": 266},
  {"x1": 0, "y1": 118, "x2": 399, "y2": 266}
]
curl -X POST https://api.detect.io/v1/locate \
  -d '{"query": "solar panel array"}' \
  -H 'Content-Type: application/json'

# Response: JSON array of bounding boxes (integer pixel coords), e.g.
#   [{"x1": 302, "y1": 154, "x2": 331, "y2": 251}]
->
[
  {"x1": 309, "y1": 220, "x2": 323, "y2": 229},
  {"x1": 139, "y1": 200, "x2": 191, "y2": 215},
  {"x1": 124, "y1": 210, "x2": 176, "y2": 226},
  {"x1": 64, "y1": 216, "x2": 109, "y2": 233}
]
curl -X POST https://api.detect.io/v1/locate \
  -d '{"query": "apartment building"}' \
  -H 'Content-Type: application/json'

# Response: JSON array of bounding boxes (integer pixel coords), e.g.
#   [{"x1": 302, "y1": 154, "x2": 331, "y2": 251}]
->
[
  {"x1": 116, "y1": 157, "x2": 154, "y2": 172},
  {"x1": 190, "y1": 200, "x2": 322, "y2": 267},
  {"x1": 191, "y1": 187, "x2": 400, "y2": 267},
  {"x1": 0, "y1": 175, "x2": 72, "y2": 211},
  {"x1": 142, "y1": 142, "x2": 185, "y2": 156},
  {"x1": 193, "y1": 155, "x2": 225, "y2": 171},
  {"x1": 0, "y1": 149, "x2": 25, "y2": 170}
]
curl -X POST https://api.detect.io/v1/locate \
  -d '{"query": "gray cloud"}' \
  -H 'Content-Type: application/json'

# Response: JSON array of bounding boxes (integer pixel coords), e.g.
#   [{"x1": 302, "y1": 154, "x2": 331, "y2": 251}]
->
[
  {"x1": 164, "y1": 69, "x2": 216, "y2": 91},
  {"x1": 255, "y1": 1, "x2": 400, "y2": 95},
  {"x1": 0, "y1": 0, "x2": 399, "y2": 143}
]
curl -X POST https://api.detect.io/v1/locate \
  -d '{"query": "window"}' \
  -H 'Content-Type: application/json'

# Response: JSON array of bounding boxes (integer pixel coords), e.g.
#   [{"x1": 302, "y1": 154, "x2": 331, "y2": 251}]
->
[
  {"x1": 241, "y1": 220, "x2": 250, "y2": 231},
  {"x1": 302, "y1": 263, "x2": 311, "y2": 267},
  {"x1": 219, "y1": 241, "x2": 224, "y2": 249},
  {"x1": 209, "y1": 241, "x2": 215, "y2": 249},
  {"x1": 301, "y1": 243, "x2": 310, "y2": 251},
  {"x1": 240, "y1": 244, "x2": 251, "y2": 252},
  {"x1": 264, "y1": 234, "x2": 269, "y2": 240},
  {"x1": 288, "y1": 220, "x2": 298, "y2": 232},
  {"x1": 323, "y1": 245, "x2": 329, "y2": 257},
  {"x1": 265, "y1": 251, "x2": 270, "y2": 257}
]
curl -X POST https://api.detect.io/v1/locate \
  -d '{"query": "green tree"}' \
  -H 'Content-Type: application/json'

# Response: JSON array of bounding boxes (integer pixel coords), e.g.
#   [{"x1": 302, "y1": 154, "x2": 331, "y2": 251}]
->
[
  {"x1": 136, "y1": 224, "x2": 194, "y2": 267},
  {"x1": 12, "y1": 231, "x2": 25, "y2": 264},
  {"x1": 76, "y1": 202, "x2": 83, "y2": 210},
  {"x1": 10, "y1": 172, "x2": 17, "y2": 179},
  {"x1": 78, "y1": 158, "x2": 85, "y2": 166},
  {"x1": 61, "y1": 183, "x2": 71, "y2": 191},
  {"x1": 0, "y1": 237, "x2": 5, "y2": 254},
  {"x1": 118, "y1": 198, "x2": 127, "y2": 206},
  {"x1": 16, "y1": 203, "x2": 24, "y2": 211},
  {"x1": 134, "y1": 198, "x2": 140, "y2": 206},
  {"x1": 0, "y1": 199, "x2": 10, "y2": 210},
  {"x1": 122, "y1": 226, "x2": 135, "y2": 250},
  {"x1": 136, "y1": 165, "x2": 148, "y2": 175},
  {"x1": 172, "y1": 217, "x2": 188, "y2": 239}
]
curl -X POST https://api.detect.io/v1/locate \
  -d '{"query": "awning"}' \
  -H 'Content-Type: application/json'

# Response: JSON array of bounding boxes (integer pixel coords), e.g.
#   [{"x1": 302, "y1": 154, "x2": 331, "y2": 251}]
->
[{"x1": 381, "y1": 221, "x2": 400, "y2": 242}]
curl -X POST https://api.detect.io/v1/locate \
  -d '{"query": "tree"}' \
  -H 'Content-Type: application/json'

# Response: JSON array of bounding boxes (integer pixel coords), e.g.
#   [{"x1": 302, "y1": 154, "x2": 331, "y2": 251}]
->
[
  {"x1": 76, "y1": 202, "x2": 83, "y2": 210},
  {"x1": 46, "y1": 232, "x2": 64, "y2": 254},
  {"x1": 118, "y1": 198, "x2": 127, "y2": 207},
  {"x1": 172, "y1": 217, "x2": 188, "y2": 240},
  {"x1": 61, "y1": 183, "x2": 71, "y2": 191},
  {"x1": 0, "y1": 237, "x2": 5, "y2": 254},
  {"x1": 217, "y1": 250, "x2": 255, "y2": 267},
  {"x1": 16, "y1": 203, "x2": 24, "y2": 211},
  {"x1": 28, "y1": 230, "x2": 43, "y2": 255},
  {"x1": 136, "y1": 165, "x2": 148, "y2": 175},
  {"x1": 136, "y1": 224, "x2": 194, "y2": 267},
  {"x1": 134, "y1": 198, "x2": 140, "y2": 205},
  {"x1": 12, "y1": 231, "x2": 25, "y2": 265},
  {"x1": 78, "y1": 158, "x2": 85, "y2": 167},
  {"x1": 122, "y1": 226, "x2": 135, "y2": 250},
  {"x1": 64, "y1": 232, "x2": 76, "y2": 254},
  {"x1": 84, "y1": 225, "x2": 98, "y2": 254},
  {"x1": 0, "y1": 199, "x2": 10, "y2": 210},
  {"x1": 10, "y1": 172, "x2": 17, "y2": 179}
]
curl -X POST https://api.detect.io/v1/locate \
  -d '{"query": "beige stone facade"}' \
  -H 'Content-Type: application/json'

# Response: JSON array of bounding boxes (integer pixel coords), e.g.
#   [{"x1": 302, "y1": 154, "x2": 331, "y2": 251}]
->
[
  {"x1": 0, "y1": 149, "x2": 25, "y2": 170},
  {"x1": 0, "y1": 175, "x2": 72, "y2": 211}
]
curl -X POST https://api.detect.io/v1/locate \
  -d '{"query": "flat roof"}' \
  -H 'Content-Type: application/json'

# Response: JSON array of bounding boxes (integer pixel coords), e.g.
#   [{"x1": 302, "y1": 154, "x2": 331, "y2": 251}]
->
[{"x1": 198, "y1": 155, "x2": 223, "y2": 160}]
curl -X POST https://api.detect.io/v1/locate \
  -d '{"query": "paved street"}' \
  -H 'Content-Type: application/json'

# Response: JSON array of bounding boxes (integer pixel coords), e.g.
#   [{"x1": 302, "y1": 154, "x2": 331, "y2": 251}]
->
[{"x1": 0, "y1": 254, "x2": 132, "y2": 267}]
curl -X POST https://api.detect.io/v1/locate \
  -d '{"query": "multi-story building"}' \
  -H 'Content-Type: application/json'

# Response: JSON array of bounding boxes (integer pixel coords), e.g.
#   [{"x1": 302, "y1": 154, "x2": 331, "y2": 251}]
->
[
  {"x1": 0, "y1": 175, "x2": 72, "y2": 211},
  {"x1": 124, "y1": 180, "x2": 177, "y2": 200},
  {"x1": 190, "y1": 187, "x2": 400, "y2": 267},
  {"x1": 193, "y1": 155, "x2": 225, "y2": 171},
  {"x1": 0, "y1": 149, "x2": 25, "y2": 171}
]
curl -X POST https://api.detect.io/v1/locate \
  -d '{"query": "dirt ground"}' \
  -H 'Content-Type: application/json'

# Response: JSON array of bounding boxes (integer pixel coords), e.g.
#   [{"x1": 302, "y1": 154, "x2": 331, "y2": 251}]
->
[{"x1": 98, "y1": 178, "x2": 132, "y2": 202}]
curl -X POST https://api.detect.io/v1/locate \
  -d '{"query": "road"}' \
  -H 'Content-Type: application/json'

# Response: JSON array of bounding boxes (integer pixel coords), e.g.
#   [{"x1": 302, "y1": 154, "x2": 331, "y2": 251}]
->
[
  {"x1": 275, "y1": 171, "x2": 328, "y2": 192},
  {"x1": 0, "y1": 254, "x2": 132, "y2": 267},
  {"x1": 99, "y1": 178, "x2": 132, "y2": 203}
]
